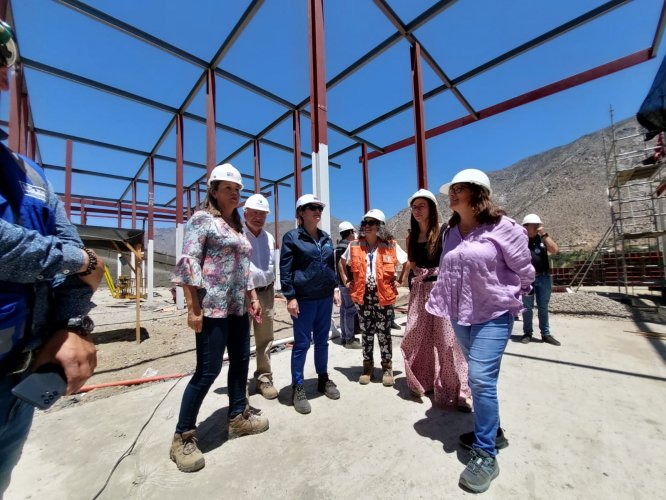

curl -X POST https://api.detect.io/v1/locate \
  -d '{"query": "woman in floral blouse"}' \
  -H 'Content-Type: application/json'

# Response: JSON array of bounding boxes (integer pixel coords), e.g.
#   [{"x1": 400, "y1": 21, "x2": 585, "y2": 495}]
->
[{"x1": 169, "y1": 163, "x2": 267, "y2": 473}]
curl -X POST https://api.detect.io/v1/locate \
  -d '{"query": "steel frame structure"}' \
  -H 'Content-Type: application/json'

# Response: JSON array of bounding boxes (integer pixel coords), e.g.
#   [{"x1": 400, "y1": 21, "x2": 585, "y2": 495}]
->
[{"x1": 3, "y1": 0, "x2": 666, "y2": 232}]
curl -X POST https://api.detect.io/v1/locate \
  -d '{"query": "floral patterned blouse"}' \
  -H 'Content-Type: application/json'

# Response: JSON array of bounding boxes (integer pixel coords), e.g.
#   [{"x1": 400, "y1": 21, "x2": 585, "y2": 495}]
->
[{"x1": 172, "y1": 210, "x2": 253, "y2": 318}]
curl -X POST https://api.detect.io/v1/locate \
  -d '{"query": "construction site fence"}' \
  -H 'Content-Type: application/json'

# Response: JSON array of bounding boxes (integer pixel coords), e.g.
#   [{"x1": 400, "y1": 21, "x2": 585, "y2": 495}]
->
[{"x1": 551, "y1": 251, "x2": 664, "y2": 287}]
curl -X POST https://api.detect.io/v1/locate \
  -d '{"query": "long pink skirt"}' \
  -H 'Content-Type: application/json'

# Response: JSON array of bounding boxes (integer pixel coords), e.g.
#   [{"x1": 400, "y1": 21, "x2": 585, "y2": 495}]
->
[{"x1": 401, "y1": 267, "x2": 471, "y2": 407}]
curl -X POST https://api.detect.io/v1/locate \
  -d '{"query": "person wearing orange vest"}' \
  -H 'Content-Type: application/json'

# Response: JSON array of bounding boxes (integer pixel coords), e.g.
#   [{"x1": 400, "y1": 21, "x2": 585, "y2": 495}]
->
[{"x1": 339, "y1": 209, "x2": 407, "y2": 386}]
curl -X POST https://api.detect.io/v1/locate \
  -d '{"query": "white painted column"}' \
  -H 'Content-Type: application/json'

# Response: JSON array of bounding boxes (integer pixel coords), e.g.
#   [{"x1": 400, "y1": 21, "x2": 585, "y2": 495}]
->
[
  {"x1": 312, "y1": 143, "x2": 331, "y2": 235},
  {"x1": 116, "y1": 253, "x2": 122, "y2": 280},
  {"x1": 146, "y1": 239, "x2": 154, "y2": 305},
  {"x1": 175, "y1": 223, "x2": 185, "y2": 309}
]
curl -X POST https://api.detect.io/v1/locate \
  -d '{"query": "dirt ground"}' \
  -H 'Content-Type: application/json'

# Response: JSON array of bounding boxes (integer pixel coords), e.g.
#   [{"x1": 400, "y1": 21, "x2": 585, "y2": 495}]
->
[{"x1": 58, "y1": 286, "x2": 410, "y2": 408}]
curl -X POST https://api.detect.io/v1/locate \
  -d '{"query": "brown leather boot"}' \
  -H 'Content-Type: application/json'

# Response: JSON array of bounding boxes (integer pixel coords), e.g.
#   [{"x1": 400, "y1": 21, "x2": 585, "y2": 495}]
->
[
  {"x1": 359, "y1": 360, "x2": 374, "y2": 385},
  {"x1": 381, "y1": 360, "x2": 394, "y2": 387},
  {"x1": 170, "y1": 430, "x2": 205, "y2": 472}
]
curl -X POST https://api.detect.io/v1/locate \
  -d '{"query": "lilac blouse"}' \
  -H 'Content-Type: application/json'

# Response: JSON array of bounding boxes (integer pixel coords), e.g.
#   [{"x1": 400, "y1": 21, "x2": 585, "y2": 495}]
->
[
  {"x1": 426, "y1": 216, "x2": 534, "y2": 326},
  {"x1": 172, "y1": 210, "x2": 252, "y2": 318}
]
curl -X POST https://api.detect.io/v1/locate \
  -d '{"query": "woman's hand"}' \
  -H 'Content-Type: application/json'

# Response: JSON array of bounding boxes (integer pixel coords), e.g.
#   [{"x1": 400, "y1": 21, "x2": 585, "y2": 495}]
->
[
  {"x1": 287, "y1": 298, "x2": 300, "y2": 318},
  {"x1": 187, "y1": 310, "x2": 203, "y2": 333},
  {"x1": 333, "y1": 288, "x2": 341, "y2": 307},
  {"x1": 249, "y1": 299, "x2": 263, "y2": 324}
]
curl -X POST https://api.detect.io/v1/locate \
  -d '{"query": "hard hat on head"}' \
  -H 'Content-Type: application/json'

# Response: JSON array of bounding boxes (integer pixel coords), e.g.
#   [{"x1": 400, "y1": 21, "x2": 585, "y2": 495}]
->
[
  {"x1": 295, "y1": 193, "x2": 325, "y2": 210},
  {"x1": 407, "y1": 188, "x2": 438, "y2": 208},
  {"x1": 522, "y1": 213, "x2": 542, "y2": 225},
  {"x1": 363, "y1": 208, "x2": 386, "y2": 223},
  {"x1": 439, "y1": 169, "x2": 492, "y2": 197},
  {"x1": 208, "y1": 163, "x2": 243, "y2": 189},
  {"x1": 244, "y1": 193, "x2": 270, "y2": 213},
  {"x1": 339, "y1": 221, "x2": 354, "y2": 233},
  {"x1": 0, "y1": 21, "x2": 17, "y2": 68}
]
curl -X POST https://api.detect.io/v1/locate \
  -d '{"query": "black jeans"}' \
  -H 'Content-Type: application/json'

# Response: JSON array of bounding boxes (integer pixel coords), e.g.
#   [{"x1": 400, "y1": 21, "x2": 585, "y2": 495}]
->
[{"x1": 176, "y1": 315, "x2": 250, "y2": 433}]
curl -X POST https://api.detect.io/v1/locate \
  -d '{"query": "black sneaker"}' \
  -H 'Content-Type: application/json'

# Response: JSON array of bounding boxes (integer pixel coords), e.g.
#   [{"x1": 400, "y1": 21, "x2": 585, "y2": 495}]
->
[
  {"x1": 459, "y1": 448, "x2": 499, "y2": 493},
  {"x1": 459, "y1": 428, "x2": 508, "y2": 451},
  {"x1": 317, "y1": 375, "x2": 340, "y2": 400},
  {"x1": 542, "y1": 335, "x2": 561, "y2": 346},
  {"x1": 292, "y1": 384, "x2": 311, "y2": 414},
  {"x1": 520, "y1": 334, "x2": 532, "y2": 344}
]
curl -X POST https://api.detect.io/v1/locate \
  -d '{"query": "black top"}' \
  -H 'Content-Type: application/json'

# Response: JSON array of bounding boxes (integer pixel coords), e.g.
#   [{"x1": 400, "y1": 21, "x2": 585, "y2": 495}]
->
[
  {"x1": 412, "y1": 241, "x2": 441, "y2": 269},
  {"x1": 528, "y1": 235, "x2": 550, "y2": 274}
]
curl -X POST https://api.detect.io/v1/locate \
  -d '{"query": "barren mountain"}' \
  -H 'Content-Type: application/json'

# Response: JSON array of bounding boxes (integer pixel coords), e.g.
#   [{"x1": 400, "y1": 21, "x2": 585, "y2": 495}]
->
[{"x1": 387, "y1": 116, "x2": 652, "y2": 251}]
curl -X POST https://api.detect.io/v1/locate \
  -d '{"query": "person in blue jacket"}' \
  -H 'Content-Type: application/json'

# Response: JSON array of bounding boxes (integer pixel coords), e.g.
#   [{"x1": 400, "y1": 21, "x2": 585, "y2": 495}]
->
[
  {"x1": 0, "y1": 20, "x2": 102, "y2": 494},
  {"x1": 280, "y1": 194, "x2": 341, "y2": 414}
]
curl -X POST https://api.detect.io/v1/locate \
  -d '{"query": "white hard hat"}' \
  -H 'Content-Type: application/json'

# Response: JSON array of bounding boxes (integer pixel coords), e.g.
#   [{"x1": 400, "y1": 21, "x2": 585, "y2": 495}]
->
[
  {"x1": 363, "y1": 208, "x2": 386, "y2": 223},
  {"x1": 407, "y1": 188, "x2": 438, "y2": 208},
  {"x1": 339, "y1": 221, "x2": 354, "y2": 233},
  {"x1": 439, "y1": 168, "x2": 492, "y2": 197},
  {"x1": 296, "y1": 193, "x2": 326, "y2": 209},
  {"x1": 522, "y1": 213, "x2": 542, "y2": 225},
  {"x1": 208, "y1": 163, "x2": 243, "y2": 189},
  {"x1": 244, "y1": 193, "x2": 270, "y2": 213}
]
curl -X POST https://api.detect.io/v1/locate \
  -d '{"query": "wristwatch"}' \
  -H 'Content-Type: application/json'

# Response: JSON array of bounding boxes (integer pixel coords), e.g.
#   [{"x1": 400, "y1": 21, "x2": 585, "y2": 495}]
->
[{"x1": 54, "y1": 315, "x2": 95, "y2": 336}]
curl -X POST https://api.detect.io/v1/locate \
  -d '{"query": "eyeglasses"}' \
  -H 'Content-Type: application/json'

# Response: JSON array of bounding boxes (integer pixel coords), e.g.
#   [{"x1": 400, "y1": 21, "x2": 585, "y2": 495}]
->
[
  {"x1": 361, "y1": 219, "x2": 379, "y2": 227},
  {"x1": 303, "y1": 204, "x2": 323, "y2": 212},
  {"x1": 449, "y1": 184, "x2": 468, "y2": 195}
]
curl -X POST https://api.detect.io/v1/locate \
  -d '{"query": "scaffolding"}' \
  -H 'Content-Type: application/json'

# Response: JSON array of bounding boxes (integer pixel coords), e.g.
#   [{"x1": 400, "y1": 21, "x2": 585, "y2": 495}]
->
[{"x1": 604, "y1": 110, "x2": 666, "y2": 294}]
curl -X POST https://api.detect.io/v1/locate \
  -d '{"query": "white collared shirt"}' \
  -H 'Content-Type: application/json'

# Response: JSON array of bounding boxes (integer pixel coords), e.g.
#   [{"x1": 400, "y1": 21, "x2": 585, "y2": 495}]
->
[{"x1": 244, "y1": 224, "x2": 276, "y2": 288}]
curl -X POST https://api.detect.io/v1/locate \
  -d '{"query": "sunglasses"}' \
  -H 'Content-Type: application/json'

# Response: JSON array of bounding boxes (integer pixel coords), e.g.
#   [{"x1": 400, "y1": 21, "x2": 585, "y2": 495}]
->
[
  {"x1": 303, "y1": 204, "x2": 323, "y2": 212},
  {"x1": 361, "y1": 219, "x2": 379, "y2": 227}
]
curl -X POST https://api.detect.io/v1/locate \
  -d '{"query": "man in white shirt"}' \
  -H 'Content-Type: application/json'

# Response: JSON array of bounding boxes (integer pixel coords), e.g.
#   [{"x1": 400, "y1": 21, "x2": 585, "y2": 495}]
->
[{"x1": 243, "y1": 194, "x2": 278, "y2": 399}]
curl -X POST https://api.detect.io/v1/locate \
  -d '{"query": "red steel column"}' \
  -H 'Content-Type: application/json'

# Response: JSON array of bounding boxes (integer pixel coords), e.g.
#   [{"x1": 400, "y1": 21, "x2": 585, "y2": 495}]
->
[
  {"x1": 8, "y1": 64, "x2": 22, "y2": 152},
  {"x1": 176, "y1": 113, "x2": 184, "y2": 225},
  {"x1": 411, "y1": 43, "x2": 428, "y2": 190},
  {"x1": 64, "y1": 140, "x2": 73, "y2": 219},
  {"x1": 131, "y1": 180, "x2": 137, "y2": 229},
  {"x1": 206, "y1": 68, "x2": 216, "y2": 178},
  {"x1": 307, "y1": 0, "x2": 330, "y2": 233},
  {"x1": 147, "y1": 156, "x2": 156, "y2": 305},
  {"x1": 80, "y1": 198, "x2": 87, "y2": 225},
  {"x1": 273, "y1": 183, "x2": 280, "y2": 248},
  {"x1": 195, "y1": 182, "x2": 201, "y2": 210},
  {"x1": 28, "y1": 128, "x2": 36, "y2": 161},
  {"x1": 361, "y1": 144, "x2": 370, "y2": 213},
  {"x1": 117, "y1": 202, "x2": 122, "y2": 228},
  {"x1": 19, "y1": 92, "x2": 28, "y2": 155},
  {"x1": 292, "y1": 110, "x2": 302, "y2": 202},
  {"x1": 254, "y1": 139, "x2": 261, "y2": 193},
  {"x1": 186, "y1": 189, "x2": 192, "y2": 219}
]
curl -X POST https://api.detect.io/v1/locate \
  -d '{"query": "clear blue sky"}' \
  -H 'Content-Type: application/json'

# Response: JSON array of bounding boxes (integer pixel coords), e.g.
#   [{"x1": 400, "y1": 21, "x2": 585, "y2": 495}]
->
[{"x1": 4, "y1": 0, "x2": 666, "y2": 229}]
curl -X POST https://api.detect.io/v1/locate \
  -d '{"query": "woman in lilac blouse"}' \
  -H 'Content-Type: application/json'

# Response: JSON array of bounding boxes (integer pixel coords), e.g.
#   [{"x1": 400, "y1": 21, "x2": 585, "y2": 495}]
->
[
  {"x1": 169, "y1": 163, "x2": 267, "y2": 473},
  {"x1": 426, "y1": 169, "x2": 534, "y2": 493}
]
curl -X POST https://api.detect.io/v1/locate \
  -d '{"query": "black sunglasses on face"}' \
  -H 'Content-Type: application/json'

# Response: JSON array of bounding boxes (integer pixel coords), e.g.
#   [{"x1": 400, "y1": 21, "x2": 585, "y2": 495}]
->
[
  {"x1": 303, "y1": 204, "x2": 323, "y2": 212},
  {"x1": 361, "y1": 219, "x2": 379, "y2": 227}
]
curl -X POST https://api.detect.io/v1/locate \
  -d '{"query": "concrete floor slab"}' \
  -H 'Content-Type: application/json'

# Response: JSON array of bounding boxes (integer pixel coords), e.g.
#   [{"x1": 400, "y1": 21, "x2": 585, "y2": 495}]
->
[{"x1": 5, "y1": 315, "x2": 666, "y2": 499}]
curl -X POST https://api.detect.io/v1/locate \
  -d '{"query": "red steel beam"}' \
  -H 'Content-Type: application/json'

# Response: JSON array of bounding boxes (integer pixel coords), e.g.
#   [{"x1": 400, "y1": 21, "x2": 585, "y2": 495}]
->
[
  {"x1": 206, "y1": 68, "x2": 216, "y2": 178},
  {"x1": 293, "y1": 110, "x2": 302, "y2": 202},
  {"x1": 254, "y1": 139, "x2": 261, "y2": 193},
  {"x1": 8, "y1": 64, "x2": 22, "y2": 152},
  {"x1": 68, "y1": 197, "x2": 179, "y2": 215},
  {"x1": 64, "y1": 139, "x2": 73, "y2": 219},
  {"x1": 69, "y1": 206, "x2": 179, "y2": 222},
  {"x1": 147, "y1": 156, "x2": 155, "y2": 240},
  {"x1": 176, "y1": 113, "x2": 184, "y2": 225},
  {"x1": 411, "y1": 43, "x2": 428, "y2": 190},
  {"x1": 361, "y1": 144, "x2": 370, "y2": 213},
  {"x1": 308, "y1": 0, "x2": 328, "y2": 151},
  {"x1": 131, "y1": 180, "x2": 137, "y2": 229},
  {"x1": 366, "y1": 49, "x2": 654, "y2": 161},
  {"x1": 273, "y1": 183, "x2": 280, "y2": 248}
]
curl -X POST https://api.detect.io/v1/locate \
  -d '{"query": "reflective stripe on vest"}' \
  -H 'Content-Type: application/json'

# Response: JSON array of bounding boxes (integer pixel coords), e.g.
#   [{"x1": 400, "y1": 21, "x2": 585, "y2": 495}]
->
[{"x1": 0, "y1": 144, "x2": 54, "y2": 360}]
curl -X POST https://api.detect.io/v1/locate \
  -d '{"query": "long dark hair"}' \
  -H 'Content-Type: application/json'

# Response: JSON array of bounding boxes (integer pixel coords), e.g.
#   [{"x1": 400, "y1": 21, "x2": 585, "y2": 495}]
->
[
  {"x1": 447, "y1": 183, "x2": 504, "y2": 227},
  {"x1": 203, "y1": 180, "x2": 242, "y2": 231},
  {"x1": 407, "y1": 197, "x2": 440, "y2": 261}
]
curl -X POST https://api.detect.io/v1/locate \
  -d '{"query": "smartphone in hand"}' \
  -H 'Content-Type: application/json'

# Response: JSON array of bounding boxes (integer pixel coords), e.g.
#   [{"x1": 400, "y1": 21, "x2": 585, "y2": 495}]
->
[{"x1": 11, "y1": 363, "x2": 67, "y2": 410}]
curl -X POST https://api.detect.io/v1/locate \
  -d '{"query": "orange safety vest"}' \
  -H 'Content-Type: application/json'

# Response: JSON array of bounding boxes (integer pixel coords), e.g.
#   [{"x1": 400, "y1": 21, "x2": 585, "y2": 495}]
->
[{"x1": 348, "y1": 239, "x2": 398, "y2": 306}]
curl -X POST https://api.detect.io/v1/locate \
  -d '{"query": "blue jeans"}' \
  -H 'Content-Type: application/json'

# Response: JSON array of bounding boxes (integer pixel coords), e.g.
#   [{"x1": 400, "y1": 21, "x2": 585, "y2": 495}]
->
[
  {"x1": 338, "y1": 286, "x2": 357, "y2": 343},
  {"x1": 522, "y1": 273, "x2": 552, "y2": 337},
  {"x1": 176, "y1": 315, "x2": 250, "y2": 433},
  {"x1": 0, "y1": 373, "x2": 34, "y2": 495},
  {"x1": 291, "y1": 297, "x2": 333, "y2": 386},
  {"x1": 451, "y1": 312, "x2": 514, "y2": 457}
]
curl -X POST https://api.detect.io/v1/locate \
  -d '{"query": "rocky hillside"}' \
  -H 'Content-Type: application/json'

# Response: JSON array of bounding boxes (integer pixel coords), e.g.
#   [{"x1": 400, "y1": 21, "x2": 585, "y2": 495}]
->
[{"x1": 387, "y1": 116, "x2": 655, "y2": 250}]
